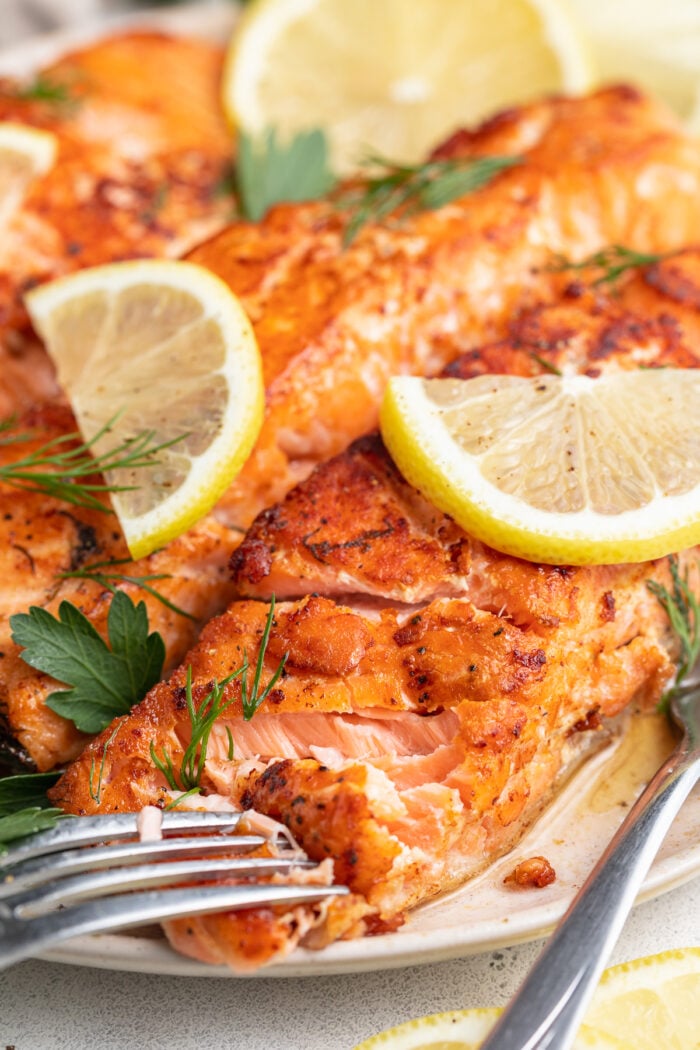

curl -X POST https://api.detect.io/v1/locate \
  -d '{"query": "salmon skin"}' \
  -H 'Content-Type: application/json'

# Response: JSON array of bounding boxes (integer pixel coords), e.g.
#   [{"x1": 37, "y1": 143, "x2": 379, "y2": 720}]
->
[
  {"x1": 0, "y1": 31, "x2": 233, "y2": 417},
  {"x1": 52, "y1": 280, "x2": 700, "y2": 970},
  {"x1": 188, "y1": 86, "x2": 700, "y2": 528}
]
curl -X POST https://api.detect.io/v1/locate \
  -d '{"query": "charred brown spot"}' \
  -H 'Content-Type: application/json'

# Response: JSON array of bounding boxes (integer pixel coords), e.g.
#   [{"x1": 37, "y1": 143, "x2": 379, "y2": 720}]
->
[
  {"x1": 600, "y1": 591, "x2": 616, "y2": 622},
  {"x1": 571, "y1": 709, "x2": 602, "y2": 733},
  {"x1": 230, "y1": 537, "x2": 272, "y2": 584},
  {"x1": 512, "y1": 648, "x2": 546, "y2": 670},
  {"x1": 259, "y1": 760, "x2": 291, "y2": 793},
  {"x1": 393, "y1": 619, "x2": 426, "y2": 646}
]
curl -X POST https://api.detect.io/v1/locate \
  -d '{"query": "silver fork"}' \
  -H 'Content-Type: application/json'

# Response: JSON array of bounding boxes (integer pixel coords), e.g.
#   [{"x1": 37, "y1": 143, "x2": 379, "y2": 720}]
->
[
  {"x1": 480, "y1": 674, "x2": 700, "y2": 1050},
  {"x1": 0, "y1": 809, "x2": 348, "y2": 970}
]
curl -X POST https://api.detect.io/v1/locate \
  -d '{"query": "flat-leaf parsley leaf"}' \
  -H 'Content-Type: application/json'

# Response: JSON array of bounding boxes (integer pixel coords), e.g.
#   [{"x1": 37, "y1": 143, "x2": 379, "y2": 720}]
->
[{"x1": 10, "y1": 591, "x2": 165, "y2": 733}]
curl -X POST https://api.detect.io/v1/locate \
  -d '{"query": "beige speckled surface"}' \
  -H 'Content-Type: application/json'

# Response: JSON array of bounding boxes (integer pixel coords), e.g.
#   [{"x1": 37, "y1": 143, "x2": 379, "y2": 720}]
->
[{"x1": 2, "y1": 878, "x2": 699, "y2": 1049}]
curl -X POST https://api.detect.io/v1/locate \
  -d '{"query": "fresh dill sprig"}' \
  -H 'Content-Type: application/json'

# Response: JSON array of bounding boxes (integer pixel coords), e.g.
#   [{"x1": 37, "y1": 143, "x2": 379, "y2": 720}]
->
[
  {"x1": 528, "y1": 352, "x2": 562, "y2": 376},
  {"x1": 553, "y1": 245, "x2": 672, "y2": 287},
  {"x1": 58, "y1": 557, "x2": 195, "y2": 621},
  {"x1": 647, "y1": 555, "x2": 700, "y2": 712},
  {"x1": 339, "y1": 153, "x2": 521, "y2": 247},
  {"x1": 150, "y1": 597, "x2": 287, "y2": 793},
  {"x1": 88, "y1": 720, "x2": 124, "y2": 805},
  {"x1": 0, "y1": 417, "x2": 184, "y2": 511},
  {"x1": 150, "y1": 667, "x2": 241, "y2": 792}
]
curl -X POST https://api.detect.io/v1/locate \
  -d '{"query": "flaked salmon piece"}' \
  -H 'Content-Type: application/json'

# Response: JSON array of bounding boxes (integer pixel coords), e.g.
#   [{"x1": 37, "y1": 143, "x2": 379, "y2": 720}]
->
[
  {"x1": 188, "y1": 87, "x2": 700, "y2": 528},
  {"x1": 0, "y1": 31, "x2": 233, "y2": 416},
  {"x1": 52, "y1": 561, "x2": 677, "y2": 970}
]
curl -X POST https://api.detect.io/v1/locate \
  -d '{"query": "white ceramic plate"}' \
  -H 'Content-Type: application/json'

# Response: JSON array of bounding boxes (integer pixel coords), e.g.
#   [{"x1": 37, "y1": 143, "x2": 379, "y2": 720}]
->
[{"x1": 3, "y1": 2, "x2": 699, "y2": 978}]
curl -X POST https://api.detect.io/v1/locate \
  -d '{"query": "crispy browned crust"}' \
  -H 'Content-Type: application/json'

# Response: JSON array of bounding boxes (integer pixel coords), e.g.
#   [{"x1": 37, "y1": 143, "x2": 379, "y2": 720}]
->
[
  {"x1": 190, "y1": 87, "x2": 700, "y2": 527},
  {"x1": 231, "y1": 280, "x2": 700, "y2": 605},
  {"x1": 0, "y1": 408, "x2": 239, "y2": 771}
]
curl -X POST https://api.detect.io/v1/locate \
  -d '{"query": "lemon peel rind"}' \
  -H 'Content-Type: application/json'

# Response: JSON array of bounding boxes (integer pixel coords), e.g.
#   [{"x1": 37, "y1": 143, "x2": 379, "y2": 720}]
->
[
  {"x1": 352, "y1": 1007, "x2": 501, "y2": 1049},
  {"x1": 25, "y1": 260, "x2": 264, "y2": 560},
  {"x1": 0, "y1": 121, "x2": 57, "y2": 176},
  {"x1": 380, "y1": 375, "x2": 700, "y2": 566}
]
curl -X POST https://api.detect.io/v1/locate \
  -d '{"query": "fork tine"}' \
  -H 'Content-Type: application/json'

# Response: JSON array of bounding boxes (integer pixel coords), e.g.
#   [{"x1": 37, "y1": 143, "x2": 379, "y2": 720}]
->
[
  {"x1": 2, "y1": 882, "x2": 349, "y2": 970},
  {"x1": 12, "y1": 856, "x2": 317, "y2": 914},
  {"x1": 0, "y1": 835, "x2": 273, "y2": 898},
  {"x1": 0, "y1": 811, "x2": 244, "y2": 866}
]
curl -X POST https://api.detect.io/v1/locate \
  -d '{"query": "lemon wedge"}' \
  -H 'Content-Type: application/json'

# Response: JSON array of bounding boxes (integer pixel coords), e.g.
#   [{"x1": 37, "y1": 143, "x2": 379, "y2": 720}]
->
[
  {"x1": 25, "y1": 260, "x2": 263, "y2": 559},
  {"x1": 380, "y1": 370, "x2": 700, "y2": 566},
  {"x1": 353, "y1": 949, "x2": 700, "y2": 1049},
  {"x1": 223, "y1": 0, "x2": 593, "y2": 175},
  {"x1": 0, "y1": 121, "x2": 56, "y2": 219},
  {"x1": 569, "y1": 0, "x2": 700, "y2": 130}
]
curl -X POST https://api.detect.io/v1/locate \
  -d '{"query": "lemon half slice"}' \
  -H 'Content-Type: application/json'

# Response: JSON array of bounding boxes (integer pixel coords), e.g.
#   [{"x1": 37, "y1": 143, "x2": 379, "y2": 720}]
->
[
  {"x1": 380, "y1": 370, "x2": 700, "y2": 565},
  {"x1": 224, "y1": 0, "x2": 592, "y2": 175},
  {"x1": 0, "y1": 121, "x2": 56, "y2": 219},
  {"x1": 569, "y1": 0, "x2": 700, "y2": 130},
  {"x1": 25, "y1": 260, "x2": 263, "y2": 559},
  {"x1": 354, "y1": 949, "x2": 700, "y2": 1049}
]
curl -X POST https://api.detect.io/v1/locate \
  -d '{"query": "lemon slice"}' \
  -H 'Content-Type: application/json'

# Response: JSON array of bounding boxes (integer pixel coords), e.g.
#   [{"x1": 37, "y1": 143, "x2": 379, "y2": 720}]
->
[
  {"x1": 583, "y1": 947, "x2": 700, "y2": 1048},
  {"x1": 224, "y1": 0, "x2": 593, "y2": 175},
  {"x1": 25, "y1": 260, "x2": 263, "y2": 559},
  {"x1": 0, "y1": 121, "x2": 56, "y2": 219},
  {"x1": 380, "y1": 370, "x2": 700, "y2": 566},
  {"x1": 353, "y1": 949, "x2": 700, "y2": 1049},
  {"x1": 352, "y1": 1006, "x2": 610, "y2": 1049},
  {"x1": 569, "y1": 0, "x2": 700, "y2": 129}
]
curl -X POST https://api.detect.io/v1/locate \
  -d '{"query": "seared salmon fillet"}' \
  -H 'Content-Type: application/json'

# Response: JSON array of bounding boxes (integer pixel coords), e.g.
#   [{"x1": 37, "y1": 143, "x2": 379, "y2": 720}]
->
[
  {"x1": 0, "y1": 31, "x2": 232, "y2": 415},
  {"x1": 6, "y1": 88, "x2": 700, "y2": 774},
  {"x1": 51, "y1": 287, "x2": 698, "y2": 970},
  {"x1": 0, "y1": 404, "x2": 238, "y2": 771},
  {"x1": 188, "y1": 86, "x2": 700, "y2": 527}
]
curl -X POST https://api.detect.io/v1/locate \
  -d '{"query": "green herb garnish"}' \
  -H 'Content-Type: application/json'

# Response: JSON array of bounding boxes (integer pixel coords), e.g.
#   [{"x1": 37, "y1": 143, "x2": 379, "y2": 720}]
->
[
  {"x1": 553, "y1": 245, "x2": 672, "y2": 287},
  {"x1": 528, "y1": 352, "x2": 562, "y2": 376},
  {"x1": 0, "y1": 771, "x2": 66, "y2": 854},
  {"x1": 58, "y1": 557, "x2": 195, "y2": 620},
  {"x1": 647, "y1": 555, "x2": 700, "y2": 712},
  {"x1": 88, "y1": 721, "x2": 124, "y2": 805},
  {"x1": 0, "y1": 770, "x2": 61, "y2": 813},
  {"x1": 236, "y1": 128, "x2": 335, "y2": 221},
  {"x1": 339, "y1": 153, "x2": 521, "y2": 246},
  {"x1": 0, "y1": 807, "x2": 68, "y2": 854},
  {"x1": 16, "y1": 74, "x2": 76, "y2": 107},
  {"x1": 10, "y1": 591, "x2": 166, "y2": 733},
  {"x1": 151, "y1": 597, "x2": 287, "y2": 794},
  {"x1": 0, "y1": 416, "x2": 184, "y2": 512}
]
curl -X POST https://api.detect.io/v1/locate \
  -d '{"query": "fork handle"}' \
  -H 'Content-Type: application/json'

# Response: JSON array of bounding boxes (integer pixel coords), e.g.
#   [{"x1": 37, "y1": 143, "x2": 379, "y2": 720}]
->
[{"x1": 479, "y1": 739, "x2": 700, "y2": 1050}]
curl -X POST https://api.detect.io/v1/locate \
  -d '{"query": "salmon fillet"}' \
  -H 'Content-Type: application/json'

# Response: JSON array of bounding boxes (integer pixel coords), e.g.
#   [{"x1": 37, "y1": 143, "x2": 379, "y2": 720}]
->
[
  {"x1": 0, "y1": 404, "x2": 238, "y2": 771},
  {"x1": 6, "y1": 87, "x2": 700, "y2": 774},
  {"x1": 51, "y1": 287, "x2": 698, "y2": 970},
  {"x1": 0, "y1": 31, "x2": 233, "y2": 416},
  {"x1": 188, "y1": 86, "x2": 700, "y2": 527}
]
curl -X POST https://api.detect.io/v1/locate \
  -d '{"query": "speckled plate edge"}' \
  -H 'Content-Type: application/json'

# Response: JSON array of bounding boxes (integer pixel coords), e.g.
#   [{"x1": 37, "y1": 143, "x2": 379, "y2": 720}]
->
[{"x1": 2, "y1": 1, "x2": 699, "y2": 979}]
